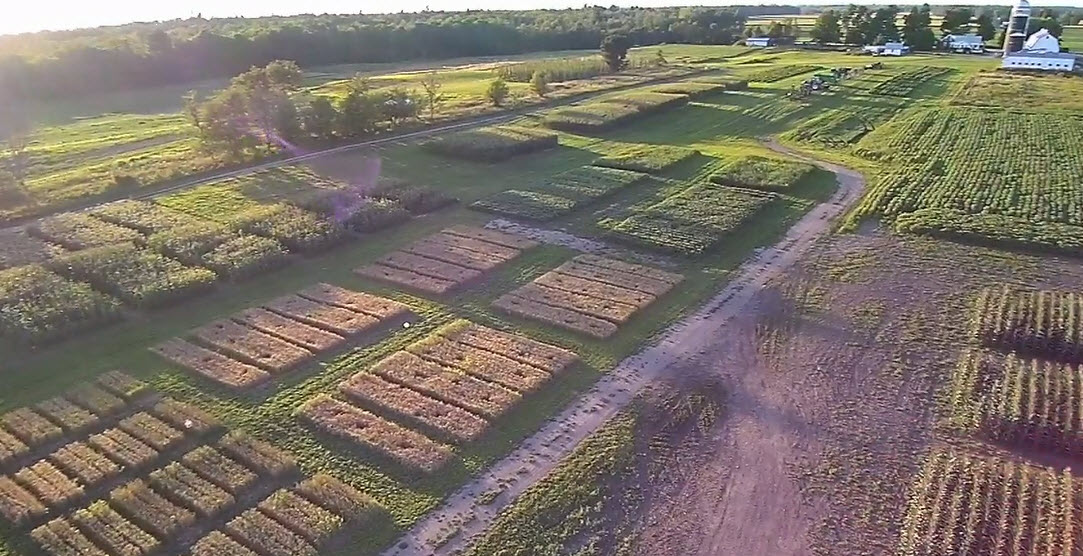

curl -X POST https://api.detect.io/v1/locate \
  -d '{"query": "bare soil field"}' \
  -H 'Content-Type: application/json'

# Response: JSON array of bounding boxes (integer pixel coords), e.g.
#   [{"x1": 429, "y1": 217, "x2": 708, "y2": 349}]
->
[{"x1": 628, "y1": 229, "x2": 1083, "y2": 555}]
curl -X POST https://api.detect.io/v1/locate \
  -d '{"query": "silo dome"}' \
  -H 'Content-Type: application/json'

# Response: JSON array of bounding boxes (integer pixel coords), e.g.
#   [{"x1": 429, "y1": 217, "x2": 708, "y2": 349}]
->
[{"x1": 1011, "y1": 0, "x2": 1032, "y2": 17}]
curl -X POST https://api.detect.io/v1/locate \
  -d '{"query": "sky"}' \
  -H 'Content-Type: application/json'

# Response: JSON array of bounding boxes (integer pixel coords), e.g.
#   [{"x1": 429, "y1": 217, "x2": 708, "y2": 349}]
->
[{"x1": 1, "y1": 0, "x2": 1078, "y2": 36}]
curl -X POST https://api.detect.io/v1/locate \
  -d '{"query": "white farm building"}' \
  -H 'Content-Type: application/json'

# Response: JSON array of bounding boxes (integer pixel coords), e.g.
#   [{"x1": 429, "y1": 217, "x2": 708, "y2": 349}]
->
[
  {"x1": 1002, "y1": 28, "x2": 1078, "y2": 72},
  {"x1": 944, "y1": 34, "x2": 985, "y2": 53}
]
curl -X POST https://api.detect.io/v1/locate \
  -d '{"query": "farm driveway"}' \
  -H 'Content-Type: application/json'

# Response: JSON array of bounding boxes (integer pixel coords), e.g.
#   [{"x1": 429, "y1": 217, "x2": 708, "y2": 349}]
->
[{"x1": 382, "y1": 143, "x2": 867, "y2": 555}]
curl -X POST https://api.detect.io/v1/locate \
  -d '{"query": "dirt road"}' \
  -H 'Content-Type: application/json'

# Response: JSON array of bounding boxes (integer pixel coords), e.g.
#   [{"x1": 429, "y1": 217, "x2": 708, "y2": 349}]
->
[{"x1": 382, "y1": 144, "x2": 867, "y2": 555}]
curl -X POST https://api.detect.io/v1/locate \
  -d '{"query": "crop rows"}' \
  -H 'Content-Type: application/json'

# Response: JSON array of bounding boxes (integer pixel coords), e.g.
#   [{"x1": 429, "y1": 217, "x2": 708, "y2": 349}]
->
[
  {"x1": 971, "y1": 287, "x2": 1083, "y2": 363},
  {"x1": 153, "y1": 283, "x2": 410, "y2": 389},
  {"x1": 542, "y1": 91, "x2": 688, "y2": 132},
  {"x1": 598, "y1": 180, "x2": 775, "y2": 255},
  {"x1": 0, "y1": 264, "x2": 122, "y2": 344},
  {"x1": 356, "y1": 226, "x2": 537, "y2": 294},
  {"x1": 786, "y1": 103, "x2": 902, "y2": 146},
  {"x1": 894, "y1": 208, "x2": 1083, "y2": 257},
  {"x1": 0, "y1": 369, "x2": 383, "y2": 555},
  {"x1": 27, "y1": 431, "x2": 378, "y2": 556},
  {"x1": 851, "y1": 109, "x2": 1083, "y2": 250},
  {"x1": 710, "y1": 155, "x2": 814, "y2": 192},
  {"x1": 742, "y1": 64, "x2": 820, "y2": 83},
  {"x1": 471, "y1": 165, "x2": 645, "y2": 221},
  {"x1": 0, "y1": 229, "x2": 64, "y2": 271},
  {"x1": 593, "y1": 144, "x2": 698, "y2": 174},
  {"x1": 51, "y1": 243, "x2": 218, "y2": 309},
  {"x1": 868, "y1": 66, "x2": 952, "y2": 97},
  {"x1": 495, "y1": 254, "x2": 683, "y2": 338},
  {"x1": 423, "y1": 125, "x2": 559, "y2": 162},
  {"x1": 898, "y1": 447, "x2": 1083, "y2": 555},
  {"x1": 949, "y1": 349, "x2": 1083, "y2": 457},
  {"x1": 649, "y1": 78, "x2": 748, "y2": 98},
  {"x1": 147, "y1": 222, "x2": 288, "y2": 280},
  {"x1": 301, "y1": 321, "x2": 577, "y2": 472}
]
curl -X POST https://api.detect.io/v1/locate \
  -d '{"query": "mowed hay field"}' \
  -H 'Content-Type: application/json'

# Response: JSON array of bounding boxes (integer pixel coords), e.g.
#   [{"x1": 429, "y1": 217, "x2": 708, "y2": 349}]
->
[{"x1": 0, "y1": 55, "x2": 856, "y2": 555}]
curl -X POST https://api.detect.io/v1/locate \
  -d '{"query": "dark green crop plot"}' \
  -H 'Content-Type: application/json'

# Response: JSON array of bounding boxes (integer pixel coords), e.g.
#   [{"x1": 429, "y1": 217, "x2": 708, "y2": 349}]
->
[
  {"x1": 472, "y1": 165, "x2": 645, "y2": 221},
  {"x1": 423, "y1": 126, "x2": 559, "y2": 162},
  {"x1": 599, "y1": 180, "x2": 775, "y2": 255},
  {"x1": 709, "y1": 155, "x2": 814, "y2": 192}
]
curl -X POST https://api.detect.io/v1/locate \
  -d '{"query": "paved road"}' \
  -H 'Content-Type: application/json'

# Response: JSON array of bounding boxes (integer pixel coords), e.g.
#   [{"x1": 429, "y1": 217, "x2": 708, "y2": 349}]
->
[{"x1": 381, "y1": 143, "x2": 868, "y2": 555}]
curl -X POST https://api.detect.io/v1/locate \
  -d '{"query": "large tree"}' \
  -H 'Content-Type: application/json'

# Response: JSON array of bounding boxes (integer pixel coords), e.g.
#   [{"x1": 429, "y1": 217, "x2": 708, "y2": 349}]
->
[
  {"x1": 600, "y1": 34, "x2": 632, "y2": 72},
  {"x1": 810, "y1": 10, "x2": 842, "y2": 44},
  {"x1": 975, "y1": 14, "x2": 997, "y2": 42},
  {"x1": 902, "y1": 5, "x2": 936, "y2": 50},
  {"x1": 941, "y1": 8, "x2": 974, "y2": 35}
]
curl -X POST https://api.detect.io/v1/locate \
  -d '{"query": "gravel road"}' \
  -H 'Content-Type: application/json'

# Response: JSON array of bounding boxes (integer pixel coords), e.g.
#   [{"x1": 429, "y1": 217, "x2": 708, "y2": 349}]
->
[{"x1": 382, "y1": 143, "x2": 867, "y2": 555}]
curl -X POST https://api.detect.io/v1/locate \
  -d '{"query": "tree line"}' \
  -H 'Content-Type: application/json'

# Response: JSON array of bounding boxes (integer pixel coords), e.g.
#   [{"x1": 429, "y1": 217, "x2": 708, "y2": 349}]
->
[
  {"x1": 0, "y1": 6, "x2": 756, "y2": 104},
  {"x1": 806, "y1": 4, "x2": 1077, "y2": 50}
]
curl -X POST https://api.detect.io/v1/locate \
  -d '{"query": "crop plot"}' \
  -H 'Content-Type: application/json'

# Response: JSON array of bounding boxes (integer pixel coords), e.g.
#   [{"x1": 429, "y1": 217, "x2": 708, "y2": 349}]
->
[
  {"x1": 0, "y1": 229, "x2": 64, "y2": 271},
  {"x1": 423, "y1": 125, "x2": 558, "y2": 162},
  {"x1": 301, "y1": 321, "x2": 576, "y2": 468},
  {"x1": 593, "y1": 144, "x2": 698, "y2": 174},
  {"x1": 90, "y1": 200, "x2": 200, "y2": 235},
  {"x1": 153, "y1": 283, "x2": 410, "y2": 389},
  {"x1": 29, "y1": 212, "x2": 142, "y2": 251},
  {"x1": 542, "y1": 91, "x2": 688, "y2": 132},
  {"x1": 868, "y1": 66, "x2": 952, "y2": 97},
  {"x1": 228, "y1": 203, "x2": 345, "y2": 253},
  {"x1": 710, "y1": 155, "x2": 814, "y2": 192},
  {"x1": 971, "y1": 287, "x2": 1083, "y2": 363},
  {"x1": 851, "y1": 108, "x2": 1083, "y2": 252},
  {"x1": 299, "y1": 395, "x2": 455, "y2": 473},
  {"x1": 599, "y1": 180, "x2": 775, "y2": 255},
  {"x1": 471, "y1": 166, "x2": 645, "y2": 221},
  {"x1": 898, "y1": 447, "x2": 1083, "y2": 555},
  {"x1": 648, "y1": 79, "x2": 745, "y2": 99},
  {"x1": 0, "y1": 370, "x2": 382, "y2": 556},
  {"x1": 742, "y1": 64, "x2": 820, "y2": 83},
  {"x1": 494, "y1": 254, "x2": 683, "y2": 338},
  {"x1": 50, "y1": 243, "x2": 217, "y2": 309},
  {"x1": 148, "y1": 222, "x2": 288, "y2": 280},
  {"x1": 356, "y1": 226, "x2": 537, "y2": 294},
  {"x1": 785, "y1": 102, "x2": 902, "y2": 146},
  {"x1": 0, "y1": 265, "x2": 122, "y2": 344},
  {"x1": 949, "y1": 349, "x2": 1083, "y2": 458}
]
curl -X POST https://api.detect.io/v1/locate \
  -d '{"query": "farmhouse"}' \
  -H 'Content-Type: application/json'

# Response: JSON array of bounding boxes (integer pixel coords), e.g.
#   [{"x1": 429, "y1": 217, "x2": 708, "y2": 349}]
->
[
  {"x1": 864, "y1": 42, "x2": 910, "y2": 56},
  {"x1": 1002, "y1": 28, "x2": 1078, "y2": 72},
  {"x1": 944, "y1": 34, "x2": 985, "y2": 53}
]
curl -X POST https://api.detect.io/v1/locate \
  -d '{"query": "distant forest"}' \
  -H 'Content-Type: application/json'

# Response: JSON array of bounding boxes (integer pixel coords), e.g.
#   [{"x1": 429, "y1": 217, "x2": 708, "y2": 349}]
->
[{"x1": 0, "y1": 6, "x2": 797, "y2": 102}]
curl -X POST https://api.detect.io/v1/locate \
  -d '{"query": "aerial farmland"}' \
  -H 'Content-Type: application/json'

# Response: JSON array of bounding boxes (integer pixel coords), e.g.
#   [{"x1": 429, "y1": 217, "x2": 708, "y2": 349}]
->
[{"x1": 0, "y1": 4, "x2": 1082, "y2": 556}]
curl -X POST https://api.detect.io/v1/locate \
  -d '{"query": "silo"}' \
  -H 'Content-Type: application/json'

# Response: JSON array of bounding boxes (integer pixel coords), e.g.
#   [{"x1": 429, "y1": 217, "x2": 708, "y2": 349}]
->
[{"x1": 1003, "y1": 0, "x2": 1031, "y2": 54}]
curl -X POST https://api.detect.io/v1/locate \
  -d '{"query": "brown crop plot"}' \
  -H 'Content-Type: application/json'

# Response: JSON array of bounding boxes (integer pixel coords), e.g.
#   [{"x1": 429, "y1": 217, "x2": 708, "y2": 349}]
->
[
  {"x1": 13, "y1": 461, "x2": 83, "y2": 508},
  {"x1": 495, "y1": 254, "x2": 683, "y2": 338},
  {"x1": 263, "y1": 294, "x2": 380, "y2": 336},
  {"x1": 299, "y1": 395, "x2": 454, "y2": 473},
  {"x1": 71, "y1": 500, "x2": 159, "y2": 556},
  {"x1": 234, "y1": 308, "x2": 346, "y2": 353},
  {"x1": 109, "y1": 479, "x2": 196, "y2": 538},
  {"x1": 406, "y1": 335, "x2": 552, "y2": 393},
  {"x1": 296, "y1": 282, "x2": 411, "y2": 321},
  {"x1": 440, "y1": 321, "x2": 578, "y2": 373},
  {"x1": 340, "y1": 373, "x2": 489, "y2": 443},
  {"x1": 192, "y1": 319, "x2": 314, "y2": 374},
  {"x1": 30, "y1": 518, "x2": 104, "y2": 556},
  {"x1": 49, "y1": 443, "x2": 120, "y2": 488},
  {"x1": 181, "y1": 446, "x2": 259, "y2": 495},
  {"x1": 149, "y1": 461, "x2": 235, "y2": 517},
  {"x1": 156, "y1": 284, "x2": 408, "y2": 389},
  {"x1": 0, "y1": 476, "x2": 47, "y2": 526},
  {"x1": 0, "y1": 429, "x2": 29, "y2": 467},
  {"x1": 356, "y1": 226, "x2": 536, "y2": 295},
  {"x1": 369, "y1": 351, "x2": 521, "y2": 419},
  {"x1": 257, "y1": 489, "x2": 343, "y2": 545},
  {"x1": 151, "y1": 338, "x2": 270, "y2": 390},
  {"x1": 88, "y1": 428, "x2": 158, "y2": 470},
  {"x1": 294, "y1": 473, "x2": 380, "y2": 523},
  {"x1": 1, "y1": 408, "x2": 63, "y2": 448},
  {"x1": 217, "y1": 431, "x2": 298, "y2": 478},
  {"x1": 226, "y1": 507, "x2": 317, "y2": 556},
  {"x1": 34, "y1": 398, "x2": 98, "y2": 434},
  {"x1": 117, "y1": 412, "x2": 185, "y2": 451}
]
